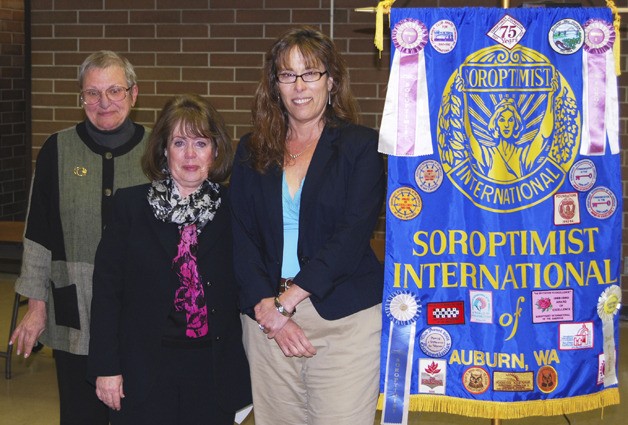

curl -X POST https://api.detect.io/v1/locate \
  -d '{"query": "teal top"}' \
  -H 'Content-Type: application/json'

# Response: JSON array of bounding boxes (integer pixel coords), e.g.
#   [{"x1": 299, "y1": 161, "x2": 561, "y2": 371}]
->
[{"x1": 281, "y1": 172, "x2": 302, "y2": 278}]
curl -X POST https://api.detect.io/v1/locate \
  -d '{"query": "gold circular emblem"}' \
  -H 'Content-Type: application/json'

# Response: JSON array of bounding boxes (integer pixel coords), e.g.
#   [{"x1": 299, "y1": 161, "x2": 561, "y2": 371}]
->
[
  {"x1": 437, "y1": 44, "x2": 580, "y2": 213},
  {"x1": 389, "y1": 187, "x2": 422, "y2": 220},
  {"x1": 73, "y1": 166, "x2": 87, "y2": 177}
]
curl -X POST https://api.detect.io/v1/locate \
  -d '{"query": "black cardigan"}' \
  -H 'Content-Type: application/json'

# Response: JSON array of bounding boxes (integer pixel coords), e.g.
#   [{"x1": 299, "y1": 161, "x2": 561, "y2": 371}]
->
[{"x1": 88, "y1": 183, "x2": 251, "y2": 412}]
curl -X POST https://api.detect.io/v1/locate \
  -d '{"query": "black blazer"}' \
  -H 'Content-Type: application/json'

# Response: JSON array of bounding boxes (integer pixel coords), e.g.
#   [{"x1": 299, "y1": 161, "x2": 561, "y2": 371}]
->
[
  {"x1": 88, "y1": 184, "x2": 251, "y2": 412},
  {"x1": 230, "y1": 123, "x2": 385, "y2": 320}
]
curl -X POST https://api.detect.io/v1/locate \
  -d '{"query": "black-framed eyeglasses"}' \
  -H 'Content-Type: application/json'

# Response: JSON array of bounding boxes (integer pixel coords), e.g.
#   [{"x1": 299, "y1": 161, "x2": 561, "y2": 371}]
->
[
  {"x1": 80, "y1": 85, "x2": 133, "y2": 105},
  {"x1": 277, "y1": 71, "x2": 328, "y2": 84}
]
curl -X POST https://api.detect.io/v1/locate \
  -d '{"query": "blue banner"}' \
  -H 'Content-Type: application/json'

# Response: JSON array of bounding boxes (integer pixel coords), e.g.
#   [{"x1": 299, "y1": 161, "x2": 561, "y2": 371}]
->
[{"x1": 379, "y1": 7, "x2": 621, "y2": 422}]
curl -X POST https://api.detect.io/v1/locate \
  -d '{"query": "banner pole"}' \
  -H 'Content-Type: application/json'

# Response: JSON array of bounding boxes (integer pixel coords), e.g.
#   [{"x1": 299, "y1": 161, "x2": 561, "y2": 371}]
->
[{"x1": 490, "y1": 5, "x2": 506, "y2": 425}]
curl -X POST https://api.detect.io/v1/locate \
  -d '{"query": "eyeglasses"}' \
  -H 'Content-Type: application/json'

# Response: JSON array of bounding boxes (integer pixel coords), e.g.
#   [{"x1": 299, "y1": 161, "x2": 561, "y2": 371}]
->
[
  {"x1": 277, "y1": 71, "x2": 328, "y2": 84},
  {"x1": 80, "y1": 85, "x2": 133, "y2": 105}
]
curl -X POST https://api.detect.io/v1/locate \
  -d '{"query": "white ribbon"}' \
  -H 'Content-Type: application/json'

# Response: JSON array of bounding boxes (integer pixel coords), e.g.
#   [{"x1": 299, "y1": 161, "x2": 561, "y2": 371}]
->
[{"x1": 379, "y1": 20, "x2": 432, "y2": 157}]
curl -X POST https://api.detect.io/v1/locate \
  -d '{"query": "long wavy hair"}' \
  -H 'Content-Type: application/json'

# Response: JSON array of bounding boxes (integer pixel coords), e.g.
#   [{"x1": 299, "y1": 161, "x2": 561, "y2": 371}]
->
[{"x1": 248, "y1": 26, "x2": 359, "y2": 172}]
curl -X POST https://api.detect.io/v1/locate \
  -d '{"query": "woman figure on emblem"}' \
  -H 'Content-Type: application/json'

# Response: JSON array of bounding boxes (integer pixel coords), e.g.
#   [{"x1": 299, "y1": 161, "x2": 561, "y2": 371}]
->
[
  {"x1": 230, "y1": 26, "x2": 385, "y2": 425},
  {"x1": 469, "y1": 97, "x2": 547, "y2": 181}
]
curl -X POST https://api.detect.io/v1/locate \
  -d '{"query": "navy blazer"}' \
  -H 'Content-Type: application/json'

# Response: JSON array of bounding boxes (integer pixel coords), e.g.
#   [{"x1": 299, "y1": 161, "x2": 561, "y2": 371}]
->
[
  {"x1": 230, "y1": 123, "x2": 385, "y2": 320},
  {"x1": 88, "y1": 184, "x2": 251, "y2": 412}
]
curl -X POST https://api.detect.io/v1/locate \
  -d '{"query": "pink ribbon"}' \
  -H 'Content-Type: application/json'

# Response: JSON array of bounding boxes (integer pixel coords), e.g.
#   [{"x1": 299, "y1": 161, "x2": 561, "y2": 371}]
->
[
  {"x1": 585, "y1": 53, "x2": 606, "y2": 155},
  {"x1": 397, "y1": 53, "x2": 419, "y2": 156}
]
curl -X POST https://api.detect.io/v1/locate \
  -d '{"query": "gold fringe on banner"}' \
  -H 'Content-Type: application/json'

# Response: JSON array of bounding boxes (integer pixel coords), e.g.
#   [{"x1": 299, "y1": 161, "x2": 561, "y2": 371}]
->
[
  {"x1": 377, "y1": 388, "x2": 619, "y2": 419},
  {"x1": 605, "y1": 0, "x2": 621, "y2": 76},
  {"x1": 374, "y1": 0, "x2": 395, "y2": 56}
]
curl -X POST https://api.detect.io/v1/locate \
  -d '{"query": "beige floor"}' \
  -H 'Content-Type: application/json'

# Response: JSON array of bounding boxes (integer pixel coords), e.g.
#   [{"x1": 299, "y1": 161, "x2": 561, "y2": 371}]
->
[{"x1": 1, "y1": 271, "x2": 626, "y2": 425}]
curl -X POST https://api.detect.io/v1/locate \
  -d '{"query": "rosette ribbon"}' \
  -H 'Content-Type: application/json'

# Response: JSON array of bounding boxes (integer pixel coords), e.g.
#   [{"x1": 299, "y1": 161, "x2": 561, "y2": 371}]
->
[
  {"x1": 580, "y1": 19, "x2": 618, "y2": 156},
  {"x1": 382, "y1": 291, "x2": 421, "y2": 425},
  {"x1": 379, "y1": 19, "x2": 432, "y2": 157},
  {"x1": 596, "y1": 285, "x2": 621, "y2": 387}
]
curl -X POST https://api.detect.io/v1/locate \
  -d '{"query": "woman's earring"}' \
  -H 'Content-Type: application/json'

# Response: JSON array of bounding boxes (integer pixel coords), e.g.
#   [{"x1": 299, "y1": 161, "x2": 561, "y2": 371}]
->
[{"x1": 328, "y1": 91, "x2": 332, "y2": 106}]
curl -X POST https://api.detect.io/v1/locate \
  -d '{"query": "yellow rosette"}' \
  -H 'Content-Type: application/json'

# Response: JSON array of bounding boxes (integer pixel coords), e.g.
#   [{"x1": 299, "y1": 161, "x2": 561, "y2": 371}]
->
[{"x1": 596, "y1": 285, "x2": 621, "y2": 386}]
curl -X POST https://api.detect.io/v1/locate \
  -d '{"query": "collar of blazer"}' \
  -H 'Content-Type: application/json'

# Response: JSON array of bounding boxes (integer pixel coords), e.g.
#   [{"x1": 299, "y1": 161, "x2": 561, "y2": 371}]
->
[{"x1": 258, "y1": 125, "x2": 341, "y2": 257}]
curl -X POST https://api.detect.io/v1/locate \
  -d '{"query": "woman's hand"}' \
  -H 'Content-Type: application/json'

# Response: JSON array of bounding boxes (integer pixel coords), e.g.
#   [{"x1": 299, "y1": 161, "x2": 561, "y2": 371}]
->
[
  {"x1": 273, "y1": 320, "x2": 317, "y2": 358},
  {"x1": 254, "y1": 297, "x2": 289, "y2": 337},
  {"x1": 96, "y1": 375, "x2": 125, "y2": 411},
  {"x1": 9, "y1": 299, "x2": 46, "y2": 358}
]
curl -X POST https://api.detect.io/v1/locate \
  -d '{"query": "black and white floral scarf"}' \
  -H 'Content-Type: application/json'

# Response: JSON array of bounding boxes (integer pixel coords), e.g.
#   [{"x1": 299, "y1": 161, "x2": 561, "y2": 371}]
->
[{"x1": 148, "y1": 175, "x2": 221, "y2": 232}]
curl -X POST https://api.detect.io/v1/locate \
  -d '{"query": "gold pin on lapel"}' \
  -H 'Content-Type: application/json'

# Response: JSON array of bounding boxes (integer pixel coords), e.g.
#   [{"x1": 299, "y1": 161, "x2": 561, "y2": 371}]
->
[{"x1": 73, "y1": 166, "x2": 87, "y2": 177}]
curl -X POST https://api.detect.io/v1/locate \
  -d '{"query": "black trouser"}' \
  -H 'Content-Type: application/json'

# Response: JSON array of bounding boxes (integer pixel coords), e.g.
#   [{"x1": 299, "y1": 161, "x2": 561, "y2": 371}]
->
[{"x1": 54, "y1": 350, "x2": 109, "y2": 425}]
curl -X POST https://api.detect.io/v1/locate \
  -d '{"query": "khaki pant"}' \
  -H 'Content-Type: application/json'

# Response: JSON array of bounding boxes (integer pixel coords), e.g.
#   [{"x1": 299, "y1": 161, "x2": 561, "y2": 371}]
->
[{"x1": 242, "y1": 299, "x2": 382, "y2": 425}]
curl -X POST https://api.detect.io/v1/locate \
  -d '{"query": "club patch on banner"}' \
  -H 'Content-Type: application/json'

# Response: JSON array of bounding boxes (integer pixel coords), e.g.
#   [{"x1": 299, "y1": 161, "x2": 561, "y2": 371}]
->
[
  {"x1": 419, "y1": 359, "x2": 447, "y2": 394},
  {"x1": 569, "y1": 159, "x2": 597, "y2": 191},
  {"x1": 463, "y1": 367, "x2": 490, "y2": 395},
  {"x1": 493, "y1": 371, "x2": 535, "y2": 392},
  {"x1": 532, "y1": 289, "x2": 574, "y2": 323},
  {"x1": 537, "y1": 365, "x2": 559, "y2": 393},
  {"x1": 469, "y1": 291, "x2": 493, "y2": 324},
  {"x1": 553, "y1": 192, "x2": 580, "y2": 225},
  {"x1": 427, "y1": 301, "x2": 465, "y2": 325},
  {"x1": 559, "y1": 322, "x2": 594, "y2": 350},
  {"x1": 389, "y1": 186, "x2": 422, "y2": 220},
  {"x1": 419, "y1": 326, "x2": 452, "y2": 357}
]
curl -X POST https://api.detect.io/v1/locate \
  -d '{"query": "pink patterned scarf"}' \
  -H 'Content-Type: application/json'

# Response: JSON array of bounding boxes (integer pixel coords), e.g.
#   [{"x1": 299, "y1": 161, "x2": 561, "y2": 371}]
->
[{"x1": 172, "y1": 223, "x2": 208, "y2": 338}]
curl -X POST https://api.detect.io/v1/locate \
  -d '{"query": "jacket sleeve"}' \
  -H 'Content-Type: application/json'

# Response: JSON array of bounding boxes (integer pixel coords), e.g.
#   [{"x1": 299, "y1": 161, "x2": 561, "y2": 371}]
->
[
  {"x1": 87, "y1": 189, "x2": 131, "y2": 378},
  {"x1": 15, "y1": 135, "x2": 61, "y2": 301},
  {"x1": 294, "y1": 126, "x2": 385, "y2": 300},
  {"x1": 229, "y1": 138, "x2": 278, "y2": 316}
]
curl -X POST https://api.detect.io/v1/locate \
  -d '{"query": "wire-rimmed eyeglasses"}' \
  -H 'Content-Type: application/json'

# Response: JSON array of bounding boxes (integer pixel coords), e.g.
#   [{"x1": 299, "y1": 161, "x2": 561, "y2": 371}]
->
[
  {"x1": 80, "y1": 85, "x2": 133, "y2": 105},
  {"x1": 277, "y1": 71, "x2": 328, "y2": 84}
]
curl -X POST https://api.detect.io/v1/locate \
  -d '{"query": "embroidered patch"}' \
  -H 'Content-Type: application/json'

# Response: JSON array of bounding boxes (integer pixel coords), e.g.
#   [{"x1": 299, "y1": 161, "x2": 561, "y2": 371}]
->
[
  {"x1": 553, "y1": 192, "x2": 580, "y2": 226},
  {"x1": 389, "y1": 186, "x2": 422, "y2": 220},
  {"x1": 559, "y1": 322, "x2": 594, "y2": 350},
  {"x1": 532, "y1": 289, "x2": 574, "y2": 324},
  {"x1": 427, "y1": 301, "x2": 465, "y2": 325},
  {"x1": 463, "y1": 366, "x2": 490, "y2": 394},
  {"x1": 569, "y1": 159, "x2": 596, "y2": 192},
  {"x1": 586, "y1": 186, "x2": 616, "y2": 219},
  {"x1": 536, "y1": 365, "x2": 558, "y2": 393},
  {"x1": 429, "y1": 19, "x2": 457, "y2": 54},
  {"x1": 469, "y1": 291, "x2": 493, "y2": 324},
  {"x1": 493, "y1": 371, "x2": 534, "y2": 392},
  {"x1": 418, "y1": 358, "x2": 447, "y2": 394},
  {"x1": 419, "y1": 326, "x2": 452, "y2": 358},
  {"x1": 549, "y1": 19, "x2": 584, "y2": 54},
  {"x1": 415, "y1": 159, "x2": 444, "y2": 193},
  {"x1": 487, "y1": 15, "x2": 526, "y2": 49}
]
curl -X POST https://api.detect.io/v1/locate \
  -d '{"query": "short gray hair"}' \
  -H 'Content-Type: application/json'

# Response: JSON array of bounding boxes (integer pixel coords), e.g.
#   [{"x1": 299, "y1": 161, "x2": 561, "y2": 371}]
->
[{"x1": 78, "y1": 51, "x2": 137, "y2": 89}]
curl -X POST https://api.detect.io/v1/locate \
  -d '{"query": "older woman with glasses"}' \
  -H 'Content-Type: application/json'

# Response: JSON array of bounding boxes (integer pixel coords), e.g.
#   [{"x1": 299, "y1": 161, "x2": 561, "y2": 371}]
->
[
  {"x1": 230, "y1": 26, "x2": 385, "y2": 425},
  {"x1": 10, "y1": 50, "x2": 149, "y2": 425}
]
